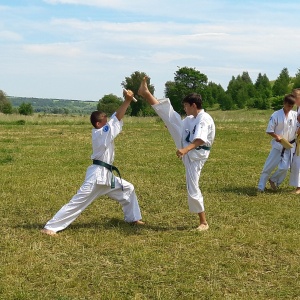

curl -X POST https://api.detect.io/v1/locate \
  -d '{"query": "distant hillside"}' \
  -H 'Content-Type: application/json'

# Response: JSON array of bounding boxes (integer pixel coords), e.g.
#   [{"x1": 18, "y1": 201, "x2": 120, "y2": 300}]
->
[{"x1": 8, "y1": 96, "x2": 98, "y2": 115}]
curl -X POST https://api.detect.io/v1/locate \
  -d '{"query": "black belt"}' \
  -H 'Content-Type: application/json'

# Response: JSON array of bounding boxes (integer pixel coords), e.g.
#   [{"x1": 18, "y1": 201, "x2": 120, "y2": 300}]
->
[
  {"x1": 196, "y1": 145, "x2": 211, "y2": 151},
  {"x1": 185, "y1": 132, "x2": 211, "y2": 151},
  {"x1": 92, "y1": 160, "x2": 123, "y2": 190},
  {"x1": 281, "y1": 139, "x2": 295, "y2": 157}
]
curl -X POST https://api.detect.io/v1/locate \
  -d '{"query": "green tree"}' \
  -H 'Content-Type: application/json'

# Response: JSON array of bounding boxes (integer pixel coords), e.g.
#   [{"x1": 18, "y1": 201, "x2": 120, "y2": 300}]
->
[
  {"x1": 271, "y1": 96, "x2": 285, "y2": 110},
  {"x1": 226, "y1": 76, "x2": 244, "y2": 108},
  {"x1": 272, "y1": 67, "x2": 290, "y2": 96},
  {"x1": 292, "y1": 68, "x2": 300, "y2": 89},
  {"x1": 97, "y1": 94, "x2": 125, "y2": 116},
  {"x1": 249, "y1": 73, "x2": 272, "y2": 109},
  {"x1": 207, "y1": 82, "x2": 225, "y2": 108},
  {"x1": 241, "y1": 71, "x2": 255, "y2": 98},
  {"x1": 121, "y1": 71, "x2": 155, "y2": 116},
  {"x1": 0, "y1": 90, "x2": 13, "y2": 114},
  {"x1": 19, "y1": 102, "x2": 33, "y2": 115},
  {"x1": 164, "y1": 80, "x2": 179, "y2": 108},
  {"x1": 236, "y1": 87, "x2": 249, "y2": 109},
  {"x1": 165, "y1": 67, "x2": 208, "y2": 114},
  {"x1": 254, "y1": 73, "x2": 272, "y2": 99},
  {"x1": 219, "y1": 91, "x2": 234, "y2": 110},
  {"x1": 226, "y1": 72, "x2": 254, "y2": 109}
]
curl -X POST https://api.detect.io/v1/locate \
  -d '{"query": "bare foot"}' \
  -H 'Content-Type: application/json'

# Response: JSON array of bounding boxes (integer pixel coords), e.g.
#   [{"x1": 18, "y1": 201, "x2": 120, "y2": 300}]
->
[
  {"x1": 295, "y1": 188, "x2": 300, "y2": 194},
  {"x1": 138, "y1": 76, "x2": 150, "y2": 98},
  {"x1": 269, "y1": 179, "x2": 277, "y2": 190},
  {"x1": 196, "y1": 223, "x2": 209, "y2": 231},
  {"x1": 41, "y1": 228, "x2": 57, "y2": 236},
  {"x1": 133, "y1": 220, "x2": 145, "y2": 226}
]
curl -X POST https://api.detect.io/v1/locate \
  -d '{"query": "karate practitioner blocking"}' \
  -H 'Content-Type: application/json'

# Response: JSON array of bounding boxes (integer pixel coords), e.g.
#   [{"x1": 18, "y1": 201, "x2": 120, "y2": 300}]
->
[
  {"x1": 258, "y1": 94, "x2": 297, "y2": 192},
  {"x1": 41, "y1": 90, "x2": 144, "y2": 236},
  {"x1": 289, "y1": 88, "x2": 300, "y2": 193},
  {"x1": 138, "y1": 77, "x2": 215, "y2": 231}
]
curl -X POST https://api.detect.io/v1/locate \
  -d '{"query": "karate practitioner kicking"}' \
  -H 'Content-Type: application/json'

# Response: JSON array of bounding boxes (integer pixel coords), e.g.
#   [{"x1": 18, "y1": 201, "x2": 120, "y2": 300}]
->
[
  {"x1": 258, "y1": 94, "x2": 297, "y2": 192},
  {"x1": 41, "y1": 89, "x2": 144, "y2": 236},
  {"x1": 138, "y1": 77, "x2": 215, "y2": 231}
]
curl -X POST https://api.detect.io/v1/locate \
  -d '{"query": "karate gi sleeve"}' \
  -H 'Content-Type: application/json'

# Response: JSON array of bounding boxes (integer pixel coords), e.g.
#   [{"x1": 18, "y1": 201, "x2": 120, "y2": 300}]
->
[
  {"x1": 193, "y1": 119, "x2": 209, "y2": 144},
  {"x1": 108, "y1": 114, "x2": 123, "y2": 138},
  {"x1": 266, "y1": 113, "x2": 277, "y2": 133},
  {"x1": 98, "y1": 114, "x2": 123, "y2": 147}
]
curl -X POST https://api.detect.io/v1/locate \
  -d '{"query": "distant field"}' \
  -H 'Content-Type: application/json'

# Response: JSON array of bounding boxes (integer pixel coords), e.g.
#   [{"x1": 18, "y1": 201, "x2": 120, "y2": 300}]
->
[
  {"x1": 8, "y1": 96, "x2": 97, "y2": 115},
  {"x1": 1, "y1": 110, "x2": 299, "y2": 299}
]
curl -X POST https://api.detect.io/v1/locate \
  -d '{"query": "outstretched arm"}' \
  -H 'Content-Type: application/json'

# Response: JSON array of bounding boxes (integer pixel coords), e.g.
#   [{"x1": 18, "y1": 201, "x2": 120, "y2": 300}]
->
[
  {"x1": 115, "y1": 89, "x2": 134, "y2": 121},
  {"x1": 138, "y1": 76, "x2": 159, "y2": 105}
]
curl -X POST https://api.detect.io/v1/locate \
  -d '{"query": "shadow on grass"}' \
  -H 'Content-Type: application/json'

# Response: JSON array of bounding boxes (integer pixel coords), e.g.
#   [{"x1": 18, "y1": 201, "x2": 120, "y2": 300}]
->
[
  {"x1": 104, "y1": 218, "x2": 191, "y2": 232},
  {"x1": 219, "y1": 185, "x2": 270, "y2": 196},
  {"x1": 14, "y1": 218, "x2": 190, "y2": 233},
  {"x1": 69, "y1": 218, "x2": 190, "y2": 232},
  {"x1": 221, "y1": 185, "x2": 294, "y2": 196},
  {"x1": 14, "y1": 222, "x2": 45, "y2": 230}
]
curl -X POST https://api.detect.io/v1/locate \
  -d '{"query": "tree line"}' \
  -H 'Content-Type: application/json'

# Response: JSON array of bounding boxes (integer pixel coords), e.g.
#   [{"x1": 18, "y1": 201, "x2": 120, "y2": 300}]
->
[
  {"x1": 8, "y1": 97, "x2": 97, "y2": 115},
  {"x1": 1, "y1": 67, "x2": 300, "y2": 116},
  {"x1": 98, "y1": 67, "x2": 300, "y2": 116},
  {"x1": 0, "y1": 91, "x2": 35, "y2": 115}
]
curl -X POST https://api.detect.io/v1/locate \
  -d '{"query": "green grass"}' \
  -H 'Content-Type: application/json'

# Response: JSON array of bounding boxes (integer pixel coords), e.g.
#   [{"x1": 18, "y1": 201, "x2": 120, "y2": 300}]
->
[{"x1": 0, "y1": 110, "x2": 300, "y2": 300}]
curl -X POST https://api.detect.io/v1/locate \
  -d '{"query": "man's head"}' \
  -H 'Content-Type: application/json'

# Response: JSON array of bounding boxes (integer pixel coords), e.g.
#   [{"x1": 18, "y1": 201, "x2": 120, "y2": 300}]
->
[
  {"x1": 90, "y1": 111, "x2": 108, "y2": 129},
  {"x1": 283, "y1": 93, "x2": 296, "y2": 112},
  {"x1": 182, "y1": 93, "x2": 203, "y2": 116},
  {"x1": 292, "y1": 88, "x2": 300, "y2": 106}
]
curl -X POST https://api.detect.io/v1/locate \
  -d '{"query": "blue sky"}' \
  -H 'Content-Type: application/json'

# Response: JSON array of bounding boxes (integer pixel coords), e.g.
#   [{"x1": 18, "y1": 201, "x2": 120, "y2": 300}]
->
[{"x1": 1, "y1": 0, "x2": 300, "y2": 101}]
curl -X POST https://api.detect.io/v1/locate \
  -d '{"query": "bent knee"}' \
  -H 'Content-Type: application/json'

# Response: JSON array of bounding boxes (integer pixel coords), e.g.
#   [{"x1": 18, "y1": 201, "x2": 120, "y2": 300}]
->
[{"x1": 122, "y1": 182, "x2": 135, "y2": 193}]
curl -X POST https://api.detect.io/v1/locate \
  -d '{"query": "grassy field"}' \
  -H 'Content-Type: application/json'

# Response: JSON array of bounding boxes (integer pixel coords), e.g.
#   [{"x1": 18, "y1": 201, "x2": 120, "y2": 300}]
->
[{"x1": 0, "y1": 110, "x2": 299, "y2": 300}]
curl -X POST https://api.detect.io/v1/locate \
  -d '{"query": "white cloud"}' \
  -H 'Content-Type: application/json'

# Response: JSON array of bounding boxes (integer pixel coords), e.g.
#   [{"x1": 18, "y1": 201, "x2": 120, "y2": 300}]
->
[
  {"x1": 44, "y1": 0, "x2": 127, "y2": 9},
  {"x1": 42, "y1": 0, "x2": 300, "y2": 23},
  {"x1": 23, "y1": 43, "x2": 82, "y2": 57},
  {"x1": 0, "y1": 30, "x2": 23, "y2": 41},
  {"x1": 1, "y1": 0, "x2": 300, "y2": 100},
  {"x1": 150, "y1": 52, "x2": 204, "y2": 64}
]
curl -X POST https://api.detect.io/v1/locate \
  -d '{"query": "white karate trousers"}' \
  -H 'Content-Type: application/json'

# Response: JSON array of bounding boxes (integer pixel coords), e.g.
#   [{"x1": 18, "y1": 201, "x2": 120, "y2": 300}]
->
[
  {"x1": 152, "y1": 99, "x2": 208, "y2": 213},
  {"x1": 290, "y1": 154, "x2": 300, "y2": 187},
  {"x1": 258, "y1": 147, "x2": 292, "y2": 190},
  {"x1": 44, "y1": 177, "x2": 142, "y2": 233}
]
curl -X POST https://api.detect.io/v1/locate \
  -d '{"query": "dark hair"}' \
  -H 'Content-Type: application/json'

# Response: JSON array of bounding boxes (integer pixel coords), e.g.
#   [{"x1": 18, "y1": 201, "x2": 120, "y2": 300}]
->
[
  {"x1": 292, "y1": 88, "x2": 300, "y2": 98},
  {"x1": 90, "y1": 111, "x2": 107, "y2": 128},
  {"x1": 182, "y1": 93, "x2": 202, "y2": 109},
  {"x1": 283, "y1": 94, "x2": 296, "y2": 105}
]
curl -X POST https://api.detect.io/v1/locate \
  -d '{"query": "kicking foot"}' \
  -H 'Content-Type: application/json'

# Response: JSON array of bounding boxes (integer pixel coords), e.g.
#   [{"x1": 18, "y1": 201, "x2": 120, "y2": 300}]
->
[
  {"x1": 268, "y1": 179, "x2": 277, "y2": 191},
  {"x1": 41, "y1": 228, "x2": 57, "y2": 236},
  {"x1": 138, "y1": 76, "x2": 150, "y2": 98},
  {"x1": 196, "y1": 223, "x2": 209, "y2": 232}
]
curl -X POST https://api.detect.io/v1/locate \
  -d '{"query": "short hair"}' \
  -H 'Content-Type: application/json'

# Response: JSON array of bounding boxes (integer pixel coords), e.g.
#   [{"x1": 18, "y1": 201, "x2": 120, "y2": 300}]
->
[
  {"x1": 292, "y1": 88, "x2": 300, "y2": 98},
  {"x1": 182, "y1": 93, "x2": 203, "y2": 109},
  {"x1": 90, "y1": 111, "x2": 107, "y2": 128},
  {"x1": 283, "y1": 94, "x2": 296, "y2": 105}
]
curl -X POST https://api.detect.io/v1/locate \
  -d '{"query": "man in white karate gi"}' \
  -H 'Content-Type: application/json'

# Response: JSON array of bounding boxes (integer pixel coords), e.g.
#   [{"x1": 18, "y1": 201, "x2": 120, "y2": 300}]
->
[
  {"x1": 138, "y1": 77, "x2": 215, "y2": 231},
  {"x1": 41, "y1": 90, "x2": 144, "y2": 236},
  {"x1": 258, "y1": 94, "x2": 297, "y2": 192}
]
